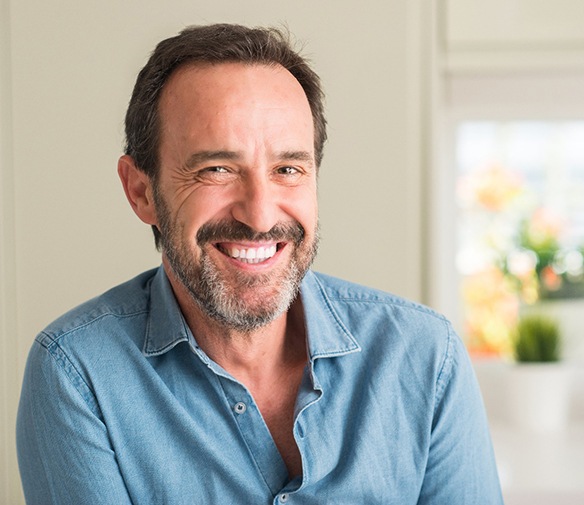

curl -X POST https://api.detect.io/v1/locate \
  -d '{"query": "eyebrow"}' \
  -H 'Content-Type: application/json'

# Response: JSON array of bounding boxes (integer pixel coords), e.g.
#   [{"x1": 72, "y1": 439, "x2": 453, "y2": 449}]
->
[
  {"x1": 185, "y1": 149, "x2": 314, "y2": 168},
  {"x1": 185, "y1": 151, "x2": 241, "y2": 168},
  {"x1": 278, "y1": 150, "x2": 314, "y2": 166}
]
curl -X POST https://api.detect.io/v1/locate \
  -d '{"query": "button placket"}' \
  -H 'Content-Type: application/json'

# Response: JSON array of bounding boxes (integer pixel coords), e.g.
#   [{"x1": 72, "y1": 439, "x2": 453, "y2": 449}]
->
[{"x1": 217, "y1": 376, "x2": 289, "y2": 493}]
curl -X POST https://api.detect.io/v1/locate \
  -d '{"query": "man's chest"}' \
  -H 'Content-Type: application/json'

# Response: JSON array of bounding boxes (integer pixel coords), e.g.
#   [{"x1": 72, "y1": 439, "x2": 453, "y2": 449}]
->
[{"x1": 95, "y1": 345, "x2": 429, "y2": 504}]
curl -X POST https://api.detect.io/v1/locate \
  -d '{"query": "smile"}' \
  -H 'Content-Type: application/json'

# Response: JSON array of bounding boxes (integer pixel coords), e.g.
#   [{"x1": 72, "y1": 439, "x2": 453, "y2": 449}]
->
[{"x1": 216, "y1": 243, "x2": 280, "y2": 264}]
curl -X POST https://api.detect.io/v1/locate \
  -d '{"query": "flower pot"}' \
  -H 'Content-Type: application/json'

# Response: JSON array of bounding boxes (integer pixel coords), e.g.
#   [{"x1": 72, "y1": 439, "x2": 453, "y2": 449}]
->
[{"x1": 506, "y1": 363, "x2": 573, "y2": 432}]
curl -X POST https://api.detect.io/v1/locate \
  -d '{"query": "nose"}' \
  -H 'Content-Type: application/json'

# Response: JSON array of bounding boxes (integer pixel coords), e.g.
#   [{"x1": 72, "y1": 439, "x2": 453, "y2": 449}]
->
[{"x1": 231, "y1": 175, "x2": 280, "y2": 233}]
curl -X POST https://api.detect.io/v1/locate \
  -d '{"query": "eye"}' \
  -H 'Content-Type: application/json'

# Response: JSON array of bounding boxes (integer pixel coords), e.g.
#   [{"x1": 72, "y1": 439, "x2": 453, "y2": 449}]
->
[
  {"x1": 198, "y1": 165, "x2": 233, "y2": 178},
  {"x1": 192, "y1": 165, "x2": 237, "y2": 184},
  {"x1": 275, "y1": 166, "x2": 300, "y2": 176},
  {"x1": 204, "y1": 166, "x2": 229, "y2": 173}
]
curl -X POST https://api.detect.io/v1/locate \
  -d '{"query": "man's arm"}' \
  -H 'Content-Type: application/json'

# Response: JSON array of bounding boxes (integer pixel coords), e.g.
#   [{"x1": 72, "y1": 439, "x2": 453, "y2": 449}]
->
[
  {"x1": 17, "y1": 338, "x2": 134, "y2": 505},
  {"x1": 417, "y1": 327, "x2": 504, "y2": 504}
]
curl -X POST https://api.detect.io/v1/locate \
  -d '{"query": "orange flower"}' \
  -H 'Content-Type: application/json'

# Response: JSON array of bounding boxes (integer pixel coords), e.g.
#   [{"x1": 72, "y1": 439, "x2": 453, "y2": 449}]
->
[
  {"x1": 462, "y1": 267, "x2": 519, "y2": 356},
  {"x1": 526, "y1": 207, "x2": 564, "y2": 248},
  {"x1": 459, "y1": 165, "x2": 523, "y2": 212},
  {"x1": 541, "y1": 265, "x2": 562, "y2": 291}
]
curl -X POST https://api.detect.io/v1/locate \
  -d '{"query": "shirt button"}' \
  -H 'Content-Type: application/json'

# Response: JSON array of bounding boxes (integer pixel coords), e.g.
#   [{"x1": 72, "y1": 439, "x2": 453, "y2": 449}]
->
[
  {"x1": 234, "y1": 402, "x2": 247, "y2": 414},
  {"x1": 279, "y1": 493, "x2": 289, "y2": 503}
]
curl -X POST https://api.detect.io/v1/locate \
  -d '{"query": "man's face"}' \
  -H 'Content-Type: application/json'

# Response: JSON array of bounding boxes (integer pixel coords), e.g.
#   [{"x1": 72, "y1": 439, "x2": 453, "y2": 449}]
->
[{"x1": 154, "y1": 62, "x2": 319, "y2": 332}]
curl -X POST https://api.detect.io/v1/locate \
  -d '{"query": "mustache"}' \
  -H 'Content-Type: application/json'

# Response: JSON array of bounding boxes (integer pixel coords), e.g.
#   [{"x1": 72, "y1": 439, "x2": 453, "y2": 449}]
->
[{"x1": 196, "y1": 220, "x2": 305, "y2": 246}]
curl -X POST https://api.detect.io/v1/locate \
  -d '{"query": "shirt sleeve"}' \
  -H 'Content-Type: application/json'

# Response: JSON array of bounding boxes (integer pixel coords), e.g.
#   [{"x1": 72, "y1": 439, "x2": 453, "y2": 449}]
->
[
  {"x1": 17, "y1": 338, "x2": 134, "y2": 505},
  {"x1": 416, "y1": 325, "x2": 504, "y2": 504}
]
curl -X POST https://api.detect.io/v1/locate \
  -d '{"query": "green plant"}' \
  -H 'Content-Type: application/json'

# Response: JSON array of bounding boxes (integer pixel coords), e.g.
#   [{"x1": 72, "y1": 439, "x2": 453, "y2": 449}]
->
[{"x1": 513, "y1": 314, "x2": 562, "y2": 362}]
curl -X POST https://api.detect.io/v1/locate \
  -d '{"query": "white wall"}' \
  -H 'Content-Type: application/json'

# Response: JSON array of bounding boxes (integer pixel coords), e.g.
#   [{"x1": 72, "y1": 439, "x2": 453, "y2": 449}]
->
[
  {"x1": 445, "y1": 0, "x2": 584, "y2": 72},
  {"x1": 1, "y1": 1, "x2": 432, "y2": 502}
]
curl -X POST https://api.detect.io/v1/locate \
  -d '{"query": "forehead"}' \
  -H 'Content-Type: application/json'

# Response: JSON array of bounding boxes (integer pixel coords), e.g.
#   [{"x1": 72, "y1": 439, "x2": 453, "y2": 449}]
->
[
  {"x1": 156, "y1": 62, "x2": 315, "y2": 161},
  {"x1": 159, "y1": 62, "x2": 312, "y2": 124}
]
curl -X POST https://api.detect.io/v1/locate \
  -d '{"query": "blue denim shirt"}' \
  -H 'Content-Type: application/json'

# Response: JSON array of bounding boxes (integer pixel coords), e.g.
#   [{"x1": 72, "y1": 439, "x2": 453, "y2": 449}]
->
[{"x1": 17, "y1": 267, "x2": 503, "y2": 504}]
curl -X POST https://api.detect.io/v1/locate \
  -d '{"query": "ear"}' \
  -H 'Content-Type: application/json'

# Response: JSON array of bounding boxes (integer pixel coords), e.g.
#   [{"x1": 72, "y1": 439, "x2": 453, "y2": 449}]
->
[{"x1": 117, "y1": 155, "x2": 158, "y2": 226}]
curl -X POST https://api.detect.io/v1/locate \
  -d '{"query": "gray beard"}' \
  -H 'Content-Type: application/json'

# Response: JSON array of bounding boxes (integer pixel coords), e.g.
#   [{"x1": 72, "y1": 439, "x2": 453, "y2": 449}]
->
[{"x1": 182, "y1": 246, "x2": 303, "y2": 333}]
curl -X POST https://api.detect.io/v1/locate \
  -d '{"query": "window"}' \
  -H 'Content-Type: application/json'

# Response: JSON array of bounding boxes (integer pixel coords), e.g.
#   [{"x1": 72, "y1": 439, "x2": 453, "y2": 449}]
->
[
  {"x1": 431, "y1": 74, "x2": 584, "y2": 359},
  {"x1": 455, "y1": 121, "x2": 584, "y2": 355}
]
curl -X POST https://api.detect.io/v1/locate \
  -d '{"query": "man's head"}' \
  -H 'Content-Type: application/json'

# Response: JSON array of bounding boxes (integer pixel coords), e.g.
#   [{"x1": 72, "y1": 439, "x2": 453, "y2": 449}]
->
[{"x1": 119, "y1": 25, "x2": 324, "y2": 332}]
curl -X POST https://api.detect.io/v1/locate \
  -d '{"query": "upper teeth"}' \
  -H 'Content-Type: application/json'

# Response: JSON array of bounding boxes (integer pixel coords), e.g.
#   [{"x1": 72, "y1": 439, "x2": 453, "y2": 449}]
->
[{"x1": 225, "y1": 245, "x2": 277, "y2": 263}]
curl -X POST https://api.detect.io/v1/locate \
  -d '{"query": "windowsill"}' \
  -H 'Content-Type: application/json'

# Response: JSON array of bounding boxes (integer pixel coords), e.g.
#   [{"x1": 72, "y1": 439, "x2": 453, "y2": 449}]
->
[
  {"x1": 492, "y1": 422, "x2": 584, "y2": 500},
  {"x1": 473, "y1": 359, "x2": 584, "y2": 503}
]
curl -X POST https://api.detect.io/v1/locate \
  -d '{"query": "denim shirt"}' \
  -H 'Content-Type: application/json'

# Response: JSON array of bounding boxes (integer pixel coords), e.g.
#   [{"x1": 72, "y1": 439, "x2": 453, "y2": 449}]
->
[{"x1": 17, "y1": 267, "x2": 503, "y2": 504}]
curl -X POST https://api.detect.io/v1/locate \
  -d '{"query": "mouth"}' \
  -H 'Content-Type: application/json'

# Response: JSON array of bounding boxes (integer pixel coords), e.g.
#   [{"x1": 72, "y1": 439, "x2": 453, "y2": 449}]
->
[{"x1": 214, "y1": 242, "x2": 284, "y2": 265}]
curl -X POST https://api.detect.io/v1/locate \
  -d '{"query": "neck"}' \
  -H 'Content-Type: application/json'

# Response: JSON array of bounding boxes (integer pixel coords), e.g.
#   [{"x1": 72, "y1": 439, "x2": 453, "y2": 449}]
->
[{"x1": 163, "y1": 263, "x2": 307, "y2": 382}]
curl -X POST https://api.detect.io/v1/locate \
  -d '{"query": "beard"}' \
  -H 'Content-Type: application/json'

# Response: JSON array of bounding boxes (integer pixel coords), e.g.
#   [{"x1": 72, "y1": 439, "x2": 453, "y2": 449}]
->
[{"x1": 154, "y1": 190, "x2": 319, "y2": 333}]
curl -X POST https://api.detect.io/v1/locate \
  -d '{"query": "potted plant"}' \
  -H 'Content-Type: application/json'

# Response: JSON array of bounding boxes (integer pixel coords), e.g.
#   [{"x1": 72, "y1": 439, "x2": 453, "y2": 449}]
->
[
  {"x1": 514, "y1": 314, "x2": 561, "y2": 363},
  {"x1": 507, "y1": 314, "x2": 572, "y2": 432}
]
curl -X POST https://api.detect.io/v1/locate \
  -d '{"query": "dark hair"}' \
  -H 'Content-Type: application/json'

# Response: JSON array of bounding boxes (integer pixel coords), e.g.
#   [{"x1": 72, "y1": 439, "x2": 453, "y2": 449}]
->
[{"x1": 124, "y1": 24, "x2": 327, "y2": 248}]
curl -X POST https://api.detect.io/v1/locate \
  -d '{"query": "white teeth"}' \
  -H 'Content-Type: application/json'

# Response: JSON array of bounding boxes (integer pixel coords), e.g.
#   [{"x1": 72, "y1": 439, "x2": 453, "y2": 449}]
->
[{"x1": 224, "y1": 244, "x2": 277, "y2": 262}]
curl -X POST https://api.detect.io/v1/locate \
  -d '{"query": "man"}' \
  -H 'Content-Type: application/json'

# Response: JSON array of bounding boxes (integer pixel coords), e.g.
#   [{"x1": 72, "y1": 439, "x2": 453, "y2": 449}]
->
[{"x1": 17, "y1": 24, "x2": 503, "y2": 504}]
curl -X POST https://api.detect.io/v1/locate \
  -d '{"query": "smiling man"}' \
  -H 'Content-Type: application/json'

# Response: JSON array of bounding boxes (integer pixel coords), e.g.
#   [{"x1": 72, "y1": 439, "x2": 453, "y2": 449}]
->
[
  {"x1": 144, "y1": 62, "x2": 319, "y2": 337},
  {"x1": 17, "y1": 24, "x2": 503, "y2": 504}
]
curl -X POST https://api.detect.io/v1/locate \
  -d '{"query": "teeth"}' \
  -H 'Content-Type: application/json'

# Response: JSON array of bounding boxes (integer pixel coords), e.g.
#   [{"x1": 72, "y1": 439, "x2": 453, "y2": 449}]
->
[{"x1": 223, "y1": 244, "x2": 277, "y2": 263}]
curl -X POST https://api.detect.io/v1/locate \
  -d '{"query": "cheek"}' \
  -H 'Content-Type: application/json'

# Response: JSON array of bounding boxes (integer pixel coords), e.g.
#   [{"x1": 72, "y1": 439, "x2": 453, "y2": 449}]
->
[
  {"x1": 176, "y1": 190, "x2": 232, "y2": 232},
  {"x1": 295, "y1": 192, "x2": 318, "y2": 230}
]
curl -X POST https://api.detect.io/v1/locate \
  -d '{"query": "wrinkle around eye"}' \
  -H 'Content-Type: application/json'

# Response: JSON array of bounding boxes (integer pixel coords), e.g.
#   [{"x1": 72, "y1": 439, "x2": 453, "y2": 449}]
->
[
  {"x1": 167, "y1": 180, "x2": 200, "y2": 212},
  {"x1": 171, "y1": 165, "x2": 237, "y2": 186},
  {"x1": 196, "y1": 169, "x2": 239, "y2": 185}
]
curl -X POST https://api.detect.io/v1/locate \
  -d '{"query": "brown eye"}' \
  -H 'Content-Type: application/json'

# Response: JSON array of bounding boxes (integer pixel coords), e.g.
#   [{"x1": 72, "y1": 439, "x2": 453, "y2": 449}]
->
[{"x1": 276, "y1": 166, "x2": 299, "y2": 175}]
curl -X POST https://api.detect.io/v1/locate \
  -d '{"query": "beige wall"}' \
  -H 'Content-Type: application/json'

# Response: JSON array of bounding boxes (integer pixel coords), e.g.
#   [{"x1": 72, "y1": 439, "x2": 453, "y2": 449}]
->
[{"x1": 1, "y1": 1, "x2": 431, "y2": 502}]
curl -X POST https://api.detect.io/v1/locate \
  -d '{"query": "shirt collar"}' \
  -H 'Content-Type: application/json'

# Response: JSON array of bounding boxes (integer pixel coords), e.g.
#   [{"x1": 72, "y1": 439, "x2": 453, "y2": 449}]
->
[
  {"x1": 142, "y1": 267, "x2": 361, "y2": 360},
  {"x1": 143, "y1": 267, "x2": 191, "y2": 356},
  {"x1": 300, "y1": 270, "x2": 361, "y2": 360}
]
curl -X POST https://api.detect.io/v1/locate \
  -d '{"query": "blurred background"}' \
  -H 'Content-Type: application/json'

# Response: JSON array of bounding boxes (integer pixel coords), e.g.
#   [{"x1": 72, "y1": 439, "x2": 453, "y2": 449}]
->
[{"x1": 1, "y1": 1, "x2": 583, "y2": 503}]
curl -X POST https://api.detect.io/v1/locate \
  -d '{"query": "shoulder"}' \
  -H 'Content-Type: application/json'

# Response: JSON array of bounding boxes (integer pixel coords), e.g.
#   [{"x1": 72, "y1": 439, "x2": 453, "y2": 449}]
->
[
  {"x1": 307, "y1": 271, "x2": 457, "y2": 366},
  {"x1": 22, "y1": 268, "x2": 160, "y2": 418},
  {"x1": 37, "y1": 267, "x2": 158, "y2": 350},
  {"x1": 311, "y1": 271, "x2": 449, "y2": 327}
]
